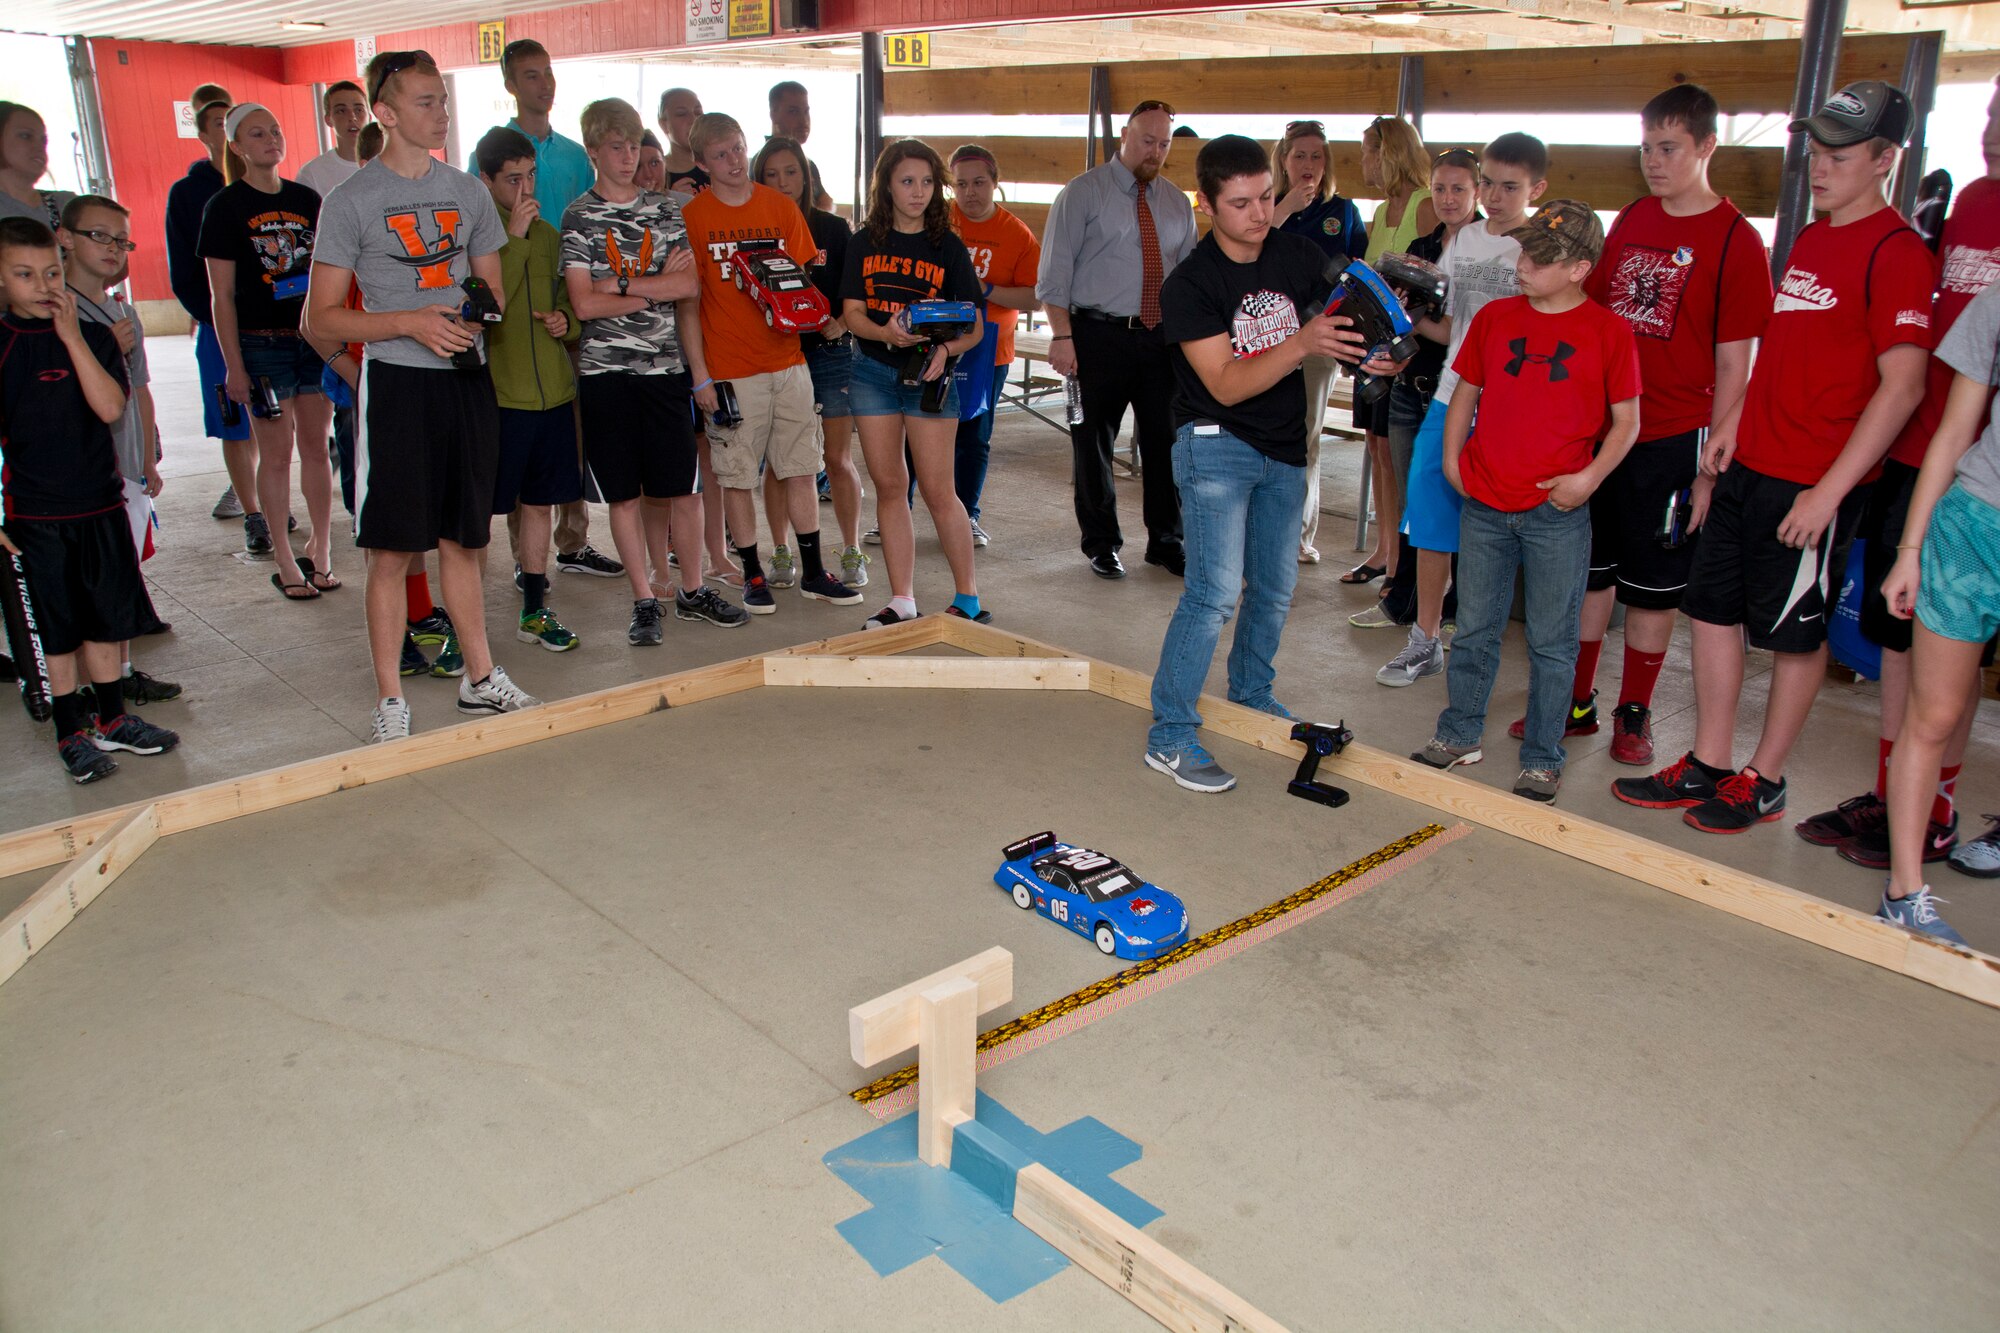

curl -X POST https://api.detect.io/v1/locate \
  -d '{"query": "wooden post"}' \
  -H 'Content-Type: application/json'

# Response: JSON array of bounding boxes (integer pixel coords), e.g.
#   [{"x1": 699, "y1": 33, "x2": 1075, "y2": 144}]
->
[
  {"x1": 762, "y1": 656, "x2": 1088, "y2": 689},
  {"x1": 917, "y1": 976, "x2": 978, "y2": 1167},
  {"x1": 1, "y1": 804, "x2": 158, "y2": 987}
]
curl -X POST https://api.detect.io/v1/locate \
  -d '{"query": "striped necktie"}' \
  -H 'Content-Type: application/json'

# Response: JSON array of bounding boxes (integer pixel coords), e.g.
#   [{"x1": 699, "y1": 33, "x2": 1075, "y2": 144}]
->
[{"x1": 1136, "y1": 178, "x2": 1163, "y2": 330}]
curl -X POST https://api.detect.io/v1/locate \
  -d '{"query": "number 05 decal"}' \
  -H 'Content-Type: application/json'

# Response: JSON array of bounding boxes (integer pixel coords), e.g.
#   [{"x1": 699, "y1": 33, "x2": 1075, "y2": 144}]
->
[{"x1": 1051, "y1": 899, "x2": 1069, "y2": 922}]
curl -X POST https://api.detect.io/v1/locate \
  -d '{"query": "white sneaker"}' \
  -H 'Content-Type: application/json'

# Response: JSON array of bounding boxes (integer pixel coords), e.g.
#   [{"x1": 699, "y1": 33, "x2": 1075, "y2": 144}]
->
[
  {"x1": 969, "y1": 519, "x2": 991, "y2": 548},
  {"x1": 1376, "y1": 627, "x2": 1443, "y2": 687},
  {"x1": 457, "y1": 664, "x2": 542, "y2": 716},
  {"x1": 371, "y1": 697, "x2": 411, "y2": 743},
  {"x1": 212, "y1": 485, "x2": 244, "y2": 519}
]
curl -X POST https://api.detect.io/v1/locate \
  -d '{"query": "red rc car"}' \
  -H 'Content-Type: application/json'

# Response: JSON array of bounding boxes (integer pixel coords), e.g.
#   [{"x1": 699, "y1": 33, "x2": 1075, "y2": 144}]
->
[{"x1": 727, "y1": 238, "x2": 830, "y2": 333}]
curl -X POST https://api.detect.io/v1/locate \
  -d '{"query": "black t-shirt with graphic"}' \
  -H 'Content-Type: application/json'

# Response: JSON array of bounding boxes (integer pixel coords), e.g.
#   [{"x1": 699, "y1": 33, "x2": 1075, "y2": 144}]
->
[
  {"x1": 1160, "y1": 230, "x2": 1333, "y2": 464},
  {"x1": 196, "y1": 179, "x2": 320, "y2": 332},
  {"x1": 667, "y1": 163, "x2": 710, "y2": 197},
  {"x1": 839, "y1": 224, "x2": 984, "y2": 367},
  {"x1": 802, "y1": 207, "x2": 850, "y2": 354},
  {"x1": 0, "y1": 315, "x2": 128, "y2": 520}
]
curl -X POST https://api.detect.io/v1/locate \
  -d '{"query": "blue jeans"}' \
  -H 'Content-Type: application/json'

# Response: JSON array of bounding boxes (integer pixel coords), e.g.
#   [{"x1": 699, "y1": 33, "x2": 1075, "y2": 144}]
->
[
  {"x1": 953, "y1": 361, "x2": 1010, "y2": 519},
  {"x1": 1148, "y1": 424, "x2": 1305, "y2": 754},
  {"x1": 1436, "y1": 496, "x2": 1592, "y2": 770}
]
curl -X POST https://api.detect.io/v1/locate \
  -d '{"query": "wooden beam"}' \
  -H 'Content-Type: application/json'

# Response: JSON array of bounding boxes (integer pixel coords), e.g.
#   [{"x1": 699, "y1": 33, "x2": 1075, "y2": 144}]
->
[
  {"x1": 762, "y1": 655, "x2": 1089, "y2": 690},
  {"x1": 0, "y1": 617, "x2": 950, "y2": 881},
  {"x1": 1, "y1": 805, "x2": 159, "y2": 987},
  {"x1": 917, "y1": 976, "x2": 979, "y2": 1167},
  {"x1": 848, "y1": 944, "x2": 1014, "y2": 1068},
  {"x1": 1013, "y1": 1164, "x2": 1291, "y2": 1333},
  {"x1": 931, "y1": 618, "x2": 2000, "y2": 1010}
]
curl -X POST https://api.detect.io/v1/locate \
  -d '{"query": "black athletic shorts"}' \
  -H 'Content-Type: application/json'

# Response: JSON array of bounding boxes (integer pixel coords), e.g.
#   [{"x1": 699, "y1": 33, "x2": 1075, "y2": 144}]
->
[
  {"x1": 1364, "y1": 392, "x2": 1391, "y2": 437},
  {"x1": 1588, "y1": 428, "x2": 1705, "y2": 611},
  {"x1": 9, "y1": 508, "x2": 156, "y2": 656},
  {"x1": 1682, "y1": 463, "x2": 1866, "y2": 654},
  {"x1": 1857, "y1": 457, "x2": 1918, "y2": 654},
  {"x1": 493, "y1": 405, "x2": 584, "y2": 513},
  {"x1": 356, "y1": 360, "x2": 500, "y2": 552},
  {"x1": 579, "y1": 372, "x2": 698, "y2": 503}
]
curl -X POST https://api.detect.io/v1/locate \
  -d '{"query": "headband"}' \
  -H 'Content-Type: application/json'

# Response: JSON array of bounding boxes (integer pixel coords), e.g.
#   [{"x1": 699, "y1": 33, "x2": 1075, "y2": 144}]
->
[{"x1": 224, "y1": 103, "x2": 268, "y2": 140}]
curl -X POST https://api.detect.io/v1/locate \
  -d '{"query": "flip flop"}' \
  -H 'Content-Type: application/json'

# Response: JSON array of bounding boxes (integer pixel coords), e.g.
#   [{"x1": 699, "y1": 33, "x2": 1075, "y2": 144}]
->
[
  {"x1": 271, "y1": 572, "x2": 320, "y2": 601},
  {"x1": 298, "y1": 557, "x2": 342, "y2": 592},
  {"x1": 1339, "y1": 563, "x2": 1387, "y2": 584},
  {"x1": 944, "y1": 604, "x2": 993, "y2": 624}
]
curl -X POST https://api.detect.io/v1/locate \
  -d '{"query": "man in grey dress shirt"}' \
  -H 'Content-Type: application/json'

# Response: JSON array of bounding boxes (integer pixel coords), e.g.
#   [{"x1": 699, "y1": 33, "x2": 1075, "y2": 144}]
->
[{"x1": 1037, "y1": 101, "x2": 1197, "y2": 579}]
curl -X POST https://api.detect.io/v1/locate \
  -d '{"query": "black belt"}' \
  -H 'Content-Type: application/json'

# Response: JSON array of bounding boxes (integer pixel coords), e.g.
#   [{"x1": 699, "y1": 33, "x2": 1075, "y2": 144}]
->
[{"x1": 1073, "y1": 308, "x2": 1157, "y2": 332}]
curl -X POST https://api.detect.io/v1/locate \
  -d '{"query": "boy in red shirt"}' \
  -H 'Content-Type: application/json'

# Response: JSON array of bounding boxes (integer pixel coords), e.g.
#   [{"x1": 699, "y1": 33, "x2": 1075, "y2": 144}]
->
[
  {"x1": 1528, "y1": 84, "x2": 1770, "y2": 766},
  {"x1": 1412, "y1": 200, "x2": 1641, "y2": 803},
  {"x1": 1616, "y1": 82, "x2": 1934, "y2": 833},
  {"x1": 1797, "y1": 79, "x2": 2000, "y2": 870}
]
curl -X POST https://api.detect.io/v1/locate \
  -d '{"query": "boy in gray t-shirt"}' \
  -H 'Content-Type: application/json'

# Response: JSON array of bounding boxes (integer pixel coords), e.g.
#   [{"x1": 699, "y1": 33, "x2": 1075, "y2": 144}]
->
[
  {"x1": 304, "y1": 51, "x2": 538, "y2": 743},
  {"x1": 1874, "y1": 278, "x2": 2000, "y2": 945}
]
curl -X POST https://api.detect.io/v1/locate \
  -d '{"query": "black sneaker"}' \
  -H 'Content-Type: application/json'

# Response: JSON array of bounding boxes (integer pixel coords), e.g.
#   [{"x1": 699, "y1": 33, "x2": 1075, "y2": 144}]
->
[
  {"x1": 1795, "y1": 790, "x2": 1885, "y2": 847},
  {"x1": 798, "y1": 570, "x2": 863, "y2": 605},
  {"x1": 557, "y1": 545, "x2": 624, "y2": 577},
  {"x1": 1837, "y1": 814, "x2": 1958, "y2": 869},
  {"x1": 59, "y1": 730, "x2": 117, "y2": 783},
  {"x1": 122, "y1": 669, "x2": 183, "y2": 705},
  {"x1": 1612, "y1": 751, "x2": 1723, "y2": 809},
  {"x1": 743, "y1": 576, "x2": 777, "y2": 615},
  {"x1": 407, "y1": 608, "x2": 455, "y2": 647},
  {"x1": 1509, "y1": 689, "x2": 1598, "y2": 741},
  {"x1": 399, "y1": 632, "x2": 429, "y2": 677},
  {"x1": 243, "y1": 512, "x2": 274, "y2": 557},
  {"x1": 1684, "y1": 767, "x2": 1786, "y2": 834},
  {"x1": 675, "y1": 586, "x2": 749, "y2": 627},
  {"x1": 93, "y1": 712, "x2": 180, "y2": 755},
  {"x1": 628, "y1": 597, "x2": 666, "y2": 646}
]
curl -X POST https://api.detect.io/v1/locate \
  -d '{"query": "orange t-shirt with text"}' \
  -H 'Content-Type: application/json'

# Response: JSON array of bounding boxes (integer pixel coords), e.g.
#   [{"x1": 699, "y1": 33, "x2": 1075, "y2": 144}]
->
[
  {"x1": 952, "y1": 203, "x2": 1041, "y2": 366},
  {"x1": 682, "y1": 183, "x2": 820, "y2": 380}
]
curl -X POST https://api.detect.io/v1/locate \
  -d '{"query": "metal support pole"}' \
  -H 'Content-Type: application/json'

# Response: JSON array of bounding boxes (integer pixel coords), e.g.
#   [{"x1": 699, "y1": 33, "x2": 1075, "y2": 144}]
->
[
  {"x1": 1396, "y1": 54, "x2": 1425, "y2": 133},
  {"x1": 64, "y1": 38, "x2": 114, "y2": 198},
  {"x1": 1085, "y1": 66, "x2": 1104, "y2": 168},
  {"x1": 1894, "y1": 32, "x2": 1943, "y2": 217},
  {"x1": 860, "y1": 31, "x2": 885, "y2": 185},
  {"x1": 1770, "y1": 0, "x2": 1847, "y2": 276}
]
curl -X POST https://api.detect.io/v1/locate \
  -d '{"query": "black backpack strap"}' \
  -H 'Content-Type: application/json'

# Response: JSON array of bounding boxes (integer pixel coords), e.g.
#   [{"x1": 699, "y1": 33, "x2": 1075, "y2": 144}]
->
[
  {"x1": 1863, "y1": 223, "x2": 1918, "y2": 307},
  {"x1": 1712, "y1": 211, "x2": 1745, "y2": 344}
]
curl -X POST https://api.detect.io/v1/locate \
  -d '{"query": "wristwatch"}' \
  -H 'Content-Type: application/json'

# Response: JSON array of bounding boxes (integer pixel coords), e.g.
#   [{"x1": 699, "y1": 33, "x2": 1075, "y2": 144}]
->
[{"x1": 618, "y1": 273, "x2": 630, "y2": 296}]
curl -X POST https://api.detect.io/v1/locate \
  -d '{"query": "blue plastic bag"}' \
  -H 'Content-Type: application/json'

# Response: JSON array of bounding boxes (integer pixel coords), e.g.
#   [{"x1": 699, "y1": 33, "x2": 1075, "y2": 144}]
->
[
  {"x1": 953, "y1": 321, "x2": 1000, "y2": 422},
  {"x1": 1828, "y1": 537, "x2": 1881, "y2": 681}
]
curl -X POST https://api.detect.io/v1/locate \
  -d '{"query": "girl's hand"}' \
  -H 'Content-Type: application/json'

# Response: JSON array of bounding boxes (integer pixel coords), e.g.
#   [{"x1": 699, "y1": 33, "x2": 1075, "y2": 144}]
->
[
  {"x1": 919, "y1": 345, "x2": 948, "y2": 382},
  {"x1": 1881, "y1": 548, "x2": 1921, "y2": 621},
  {"x1": 224, "y1": 365, "x2": 251, "y2": 405}
]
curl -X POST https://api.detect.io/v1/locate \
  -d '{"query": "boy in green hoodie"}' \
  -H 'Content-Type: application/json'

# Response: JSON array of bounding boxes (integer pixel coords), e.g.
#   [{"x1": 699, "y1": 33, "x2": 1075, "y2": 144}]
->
[{"x1": 477, "y1": 125, "x2": 585, "y2": 651}]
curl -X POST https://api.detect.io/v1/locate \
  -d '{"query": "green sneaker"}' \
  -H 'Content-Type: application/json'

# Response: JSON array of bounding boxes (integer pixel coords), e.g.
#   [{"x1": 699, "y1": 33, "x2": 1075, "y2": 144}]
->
[
  {"x1": 429, "y1": 630, "x2": 466, "y2": 678},
  {"x1": 841, "y1": 545, "x2": 870, "y2": 588},
  {"x1": 517, "y1": 607, "x2": 580, "y2": 652},
  {"x1": 768, "y1": 544, "x2": 797, "y2": 588}
]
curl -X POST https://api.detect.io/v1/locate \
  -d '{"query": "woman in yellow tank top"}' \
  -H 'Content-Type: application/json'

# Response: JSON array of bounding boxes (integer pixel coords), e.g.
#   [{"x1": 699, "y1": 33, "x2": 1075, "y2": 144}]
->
[{"x1": 1342, "y1": 116, "x2": 1440, "y2": 583}]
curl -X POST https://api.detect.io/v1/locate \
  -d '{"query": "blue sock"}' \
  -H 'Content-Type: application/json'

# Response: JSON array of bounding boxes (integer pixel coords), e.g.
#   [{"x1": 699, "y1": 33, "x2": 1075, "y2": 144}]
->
[{"x1": 951, "y1": 593, "x2": 982, "y2": 619}]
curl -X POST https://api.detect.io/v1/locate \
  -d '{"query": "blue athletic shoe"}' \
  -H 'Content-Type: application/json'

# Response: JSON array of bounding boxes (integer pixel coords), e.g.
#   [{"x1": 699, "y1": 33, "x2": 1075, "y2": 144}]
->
[{"x1": 1876, "y1": 886, "x2": 1966, "y2": 946}]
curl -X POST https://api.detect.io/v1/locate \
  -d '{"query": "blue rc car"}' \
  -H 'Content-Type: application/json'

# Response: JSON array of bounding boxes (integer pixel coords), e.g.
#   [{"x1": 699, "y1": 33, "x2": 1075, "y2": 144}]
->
[{"x1": 993, "y1": 832, "x2": 1190, "y2": 960}]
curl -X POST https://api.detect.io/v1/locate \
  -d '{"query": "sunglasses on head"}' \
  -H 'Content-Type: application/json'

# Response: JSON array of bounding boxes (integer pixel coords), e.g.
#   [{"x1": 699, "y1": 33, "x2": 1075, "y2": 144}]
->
[
  {"x1": 1434, "y1": 148, "x2": 1479, "y2": 168},
  {"x1": 369, "y1": 50, "x2": 435, "y2": 104},
  {"x1": 1129, "y1": 100, "x2": 1176, "y2": 120},
  {"x1": 1285, "y1": 119, "x2": 1326, "y2": 136}
]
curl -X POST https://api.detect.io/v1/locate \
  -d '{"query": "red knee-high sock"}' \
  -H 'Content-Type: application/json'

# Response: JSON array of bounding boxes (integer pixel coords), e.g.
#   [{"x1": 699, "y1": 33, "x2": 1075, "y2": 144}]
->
[
  {"x1": 1617, "y1": 646, "x2": 1667, "y2": 710},
  {"x1": 405, "y1": 572, "x2": 434, "y2": 623},
  {"x1": 1876, "y1": 737, "x2": 1894, "y2": 800},
  {"x1": 1932, "y1": 763, "x2": 1962, "y2": 827},
  {"x1": 1572, "y1": 638, "x2": 1603, "y2": 704}
]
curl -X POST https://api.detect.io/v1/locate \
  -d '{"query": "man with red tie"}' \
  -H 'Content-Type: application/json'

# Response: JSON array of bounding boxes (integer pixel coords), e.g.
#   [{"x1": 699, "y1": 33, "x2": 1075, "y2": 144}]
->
[{"x1": 1037, "y1": 101, "x2": 1197, "y2": 579}]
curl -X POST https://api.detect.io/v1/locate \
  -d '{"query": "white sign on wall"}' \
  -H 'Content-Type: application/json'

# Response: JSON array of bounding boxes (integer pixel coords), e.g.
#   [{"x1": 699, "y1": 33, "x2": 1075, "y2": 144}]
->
[
  {"x1": 355, "y1": 35, "x2": 377, "y2": 74},
  {"x1": 173, "y1": 100, "x2": 198, "y2": 138},
  {"x1": 688, "y1": 0, "x2": 727, "y2": 44}
]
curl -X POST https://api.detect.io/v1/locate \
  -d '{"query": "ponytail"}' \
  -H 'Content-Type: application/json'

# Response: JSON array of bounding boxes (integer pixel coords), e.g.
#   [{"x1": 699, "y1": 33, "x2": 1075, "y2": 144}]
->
[{"x1": 223, "y1": 145, "x2": 249, "y2": 184}]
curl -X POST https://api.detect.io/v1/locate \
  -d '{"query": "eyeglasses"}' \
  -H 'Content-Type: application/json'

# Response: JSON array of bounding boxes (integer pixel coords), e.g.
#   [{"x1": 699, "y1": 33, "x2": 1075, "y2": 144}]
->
[
  {"x1": 1129, "y1": 100, "x2": 1176, "y2": 120},
  {"x1": 73, "y1": 229, "x2": 138, "y2": 253},
  {"x1": 368, "y1": 49, "x2": 434, "y2": 104}
]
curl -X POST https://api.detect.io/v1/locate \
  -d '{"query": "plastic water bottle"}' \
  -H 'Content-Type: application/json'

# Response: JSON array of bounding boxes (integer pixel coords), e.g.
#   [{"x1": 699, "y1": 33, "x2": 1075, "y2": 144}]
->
[{"x1": 1064, "y1": 374, "x2": 1085, "y2": 426}]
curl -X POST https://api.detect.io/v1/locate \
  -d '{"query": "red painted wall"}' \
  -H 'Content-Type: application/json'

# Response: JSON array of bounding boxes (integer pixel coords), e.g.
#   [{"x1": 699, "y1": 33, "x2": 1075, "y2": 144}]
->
[{"x1": 90, "y1": 39, "x2": 322, "y2": 303}]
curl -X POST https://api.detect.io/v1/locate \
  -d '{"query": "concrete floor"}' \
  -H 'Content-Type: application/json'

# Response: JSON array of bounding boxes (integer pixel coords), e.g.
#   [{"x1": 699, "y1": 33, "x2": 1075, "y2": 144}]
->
[{"x1": 0, "y1": 339, "x2": 1996, "y2": 1330}]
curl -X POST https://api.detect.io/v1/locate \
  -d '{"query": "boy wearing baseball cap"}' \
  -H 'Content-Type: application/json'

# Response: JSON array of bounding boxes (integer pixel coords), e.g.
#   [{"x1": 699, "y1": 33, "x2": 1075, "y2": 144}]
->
[
  {"x1": 1412, "y1": 200, "x2": 1642, "y2": 802},
  {"x1": 1615, "y1": 81, "x2": 1936, "y2": 832}
]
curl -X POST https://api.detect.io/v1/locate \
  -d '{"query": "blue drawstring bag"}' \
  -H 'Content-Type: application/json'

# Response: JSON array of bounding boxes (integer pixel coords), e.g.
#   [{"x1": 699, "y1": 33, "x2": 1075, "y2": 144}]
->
[
  {"x1": 320, "y1": 360, "x2": 354, "y2": 410},
  {"x1": 954, "y1": 321, "x2": 1000, "y2": 422},
  {"x1": 1828, "y1": 537, "x2": 1881, "y2": 681}
]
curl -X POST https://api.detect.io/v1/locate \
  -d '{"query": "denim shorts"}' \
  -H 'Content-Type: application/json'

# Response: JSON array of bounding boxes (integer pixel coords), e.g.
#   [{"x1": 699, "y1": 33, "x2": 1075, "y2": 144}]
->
[
  {"x1": 806, "y1": 337, "x2": 854, "y2": 419},
  {"x1": 849, "y1": 344, "x2": 959, "y2": 420},
  {"x1": 239, "y1": 332, "x2": 326, "y2": 401}
]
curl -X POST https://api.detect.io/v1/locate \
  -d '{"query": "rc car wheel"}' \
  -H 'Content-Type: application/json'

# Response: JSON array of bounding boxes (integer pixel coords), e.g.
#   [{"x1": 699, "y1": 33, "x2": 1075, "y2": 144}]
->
[
  {"x1": 1093, "y1": 923, "x2": 1116, "y2": 956},
  {"x1": 731, "y1": 267, "x2": 743, "y2": 291},
  {"x1": 1012, "y1": 883, "x2": 1033, "y2": 910},
  {"x1": 763, "y1": 305, "x2": 775, "y2": 328}
]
